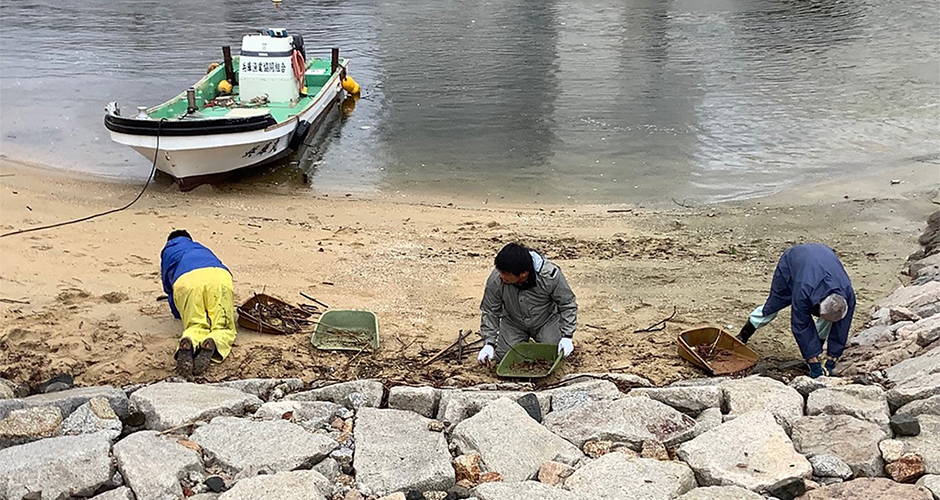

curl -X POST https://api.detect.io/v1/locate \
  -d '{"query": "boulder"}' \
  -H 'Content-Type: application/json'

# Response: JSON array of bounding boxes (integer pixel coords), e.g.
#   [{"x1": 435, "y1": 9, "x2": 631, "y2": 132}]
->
[
  {"x1": 454, "y1": 453, "x2": 482, "y2": 483},
  {"x1": 791, "y1": 415, "x2": 887, "y2": 477},
  {"x1": 473, "y1": 481, "x2": 581, "y2": 500},
  {"x1": 892, "y1": 413, "x2": 922, "y2": 436},
  {"x1": 214, "y1": 378, "x2": 304, "y2": 400},
  {"x1": 131, "y1": 382, "x2": 262, "y2": 430},
  {"x1": 689, "y1": 408, "x2": 722, "y2": 439},
  {"x1": 544, "y1": 379, "x2": 622, "y2": 413},
  {"x1": 387, "y1": 386, "x2": 441, "y2": 418},
  {"x1": 851, "y1": 325, "x2": 895, "y2": 346},
  {"x1": 897, "y1": 316, "x2": 940, "y2": 347},
  {"x1": 537, "y1": 461, "x2": 574, "y2": 486},
  {"x1": 797, "y1": 477, "x2": 934, "y2": 499},
  {"x1": 899, "y1": 415, "x2": 940, "y2": 474},
  {"x1": 287, "y1": 379, "x2": 384, "y2": 409},
  {"x1": 436, "y1": 390, "x2": 551, "y2": 426},
  {"x1": 253, "y1": 400, "x2": 345, "y2": 431},
  {"x1": 881, "y1": 439, "x2": 913, "y2": 463},
  {"x1": 879, "y1": 282, "x2": 940, "y2": 320},
  {"x1": 217, "y1": 470, "x2": 331, "y2": 500},
  {"x1": 452, "y1": 398, "x2": 581, "y2": 482},
  {"x1": 915, "y1": 475, "x2": 940, "y2": 500},
  {"x1": 810, "y1": 454, "x2": 854, "y2": 480},
  {"x1": 565, "y1": 455, "x2": 696, "y2": 500},
  {"x1": 0, "y1": 433, "x2": 114, "y2": 499},
  {"x1": 0, "y1": 385, "x2": 131, "y2": 421},
  {"x1": 720, "y1": 376, "x2": 804, "y2": 433},
  {"x1": 113, "y1": 430, "x2": 204, "y2": 500},
  {"x1": 312, "y1": 457, "x2": 342, "y2": 480},
  {"x1": 789, "y1": 376, "x2": 852, "y2": 398},
  {"x1": 887, "y1": 373, "x2": 940, "y2": 412},
  {"x1": 542, "y1": 397, "x2": 696, "y2": 450},
  {"x1": 887, "y1": 453, "x2": 926, "y2": 483},
  {"x1": 59, "y1": 397, "x2": 122, "y2": 440},
  {"x1": 191, "y1": 416, "x2": 337, "y2": 474},
  {"x1": 89, "y1": 487, "x2": 135, "y2": 500},
  {"x1": 892, "y1": 307, "x2": 924, "y2": 324},
  {"x1": 677, "y1": 485, "x2": 764, "y2": 499},
  {"x1": 0, "y1": 405, "x2": 62, "y2": 448},
  {"x1": 806, "y1": 385, "x2": 890, "y2": 432},
  {"x1": 898, "y1": 395, "x2": 940, "y2": 417},
  {"x1": 628, "y1": 386, "x2": 722, "y2": 416},
  {"x1": 353, "y1": 408, "x2": 455, "y2": 494},
  {"x1": 677, "y1": 411, "x2": 812, "y2": 493}
]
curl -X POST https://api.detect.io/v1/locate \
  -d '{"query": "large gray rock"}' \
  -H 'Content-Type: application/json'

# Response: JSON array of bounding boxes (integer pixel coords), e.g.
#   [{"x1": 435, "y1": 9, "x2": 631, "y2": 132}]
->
[
  {"x1": 629, "y1": 386, "x2": 722, "y2": 416},
  {"x1": 810, "y1": 454, "x2": 854, "y2": 480},
  {"x1": 888, "y1": 372, "x2": 940, "y2": 412},
  {"x1": 798, "y1": 477, "x2": 934, "y2": 499},
  {"x1": 677, "y1": 411, "x2": 812, "y2": 493},
  {"x1": 806, "y1": 385, "x2": 890, "y2": 432},
  {"x1": 544, "y1": 379, "x2": 623, "y2": 413},
  {"x1": 690, "y1": 407, "x2": 723, "y2": 439},
  {"x1": 59, "y1": 397, "x2": 122, "y2": 440},
  {"x1": 354, "y1": 408, "x2": 455, "y2": 494},
  {"x1": 214, "y1": 378, "x2": 304, "y2": 400},
  {"x1": 191, "y1": 416, "x2": 337, "y2": 474},
  {"x1": 253, "y1": 400, "x2": 345, "y2": 431},
  {"x1": 879, "y1": 282, "x2": 940, "y2": 320},
  {"x1": 898, "y1": 316, "x2": 940, "y2": 348},
  {"x1": 217, "y1": 470, "x2": 331, "y2": 500},
  {"x1": 898, "y1": 395, "x2": 940, "y2": 416},
  {"x1": 791, "y1": 414, "x2": 887, "y2": 477},
  {"x1": 89, "y1": 487, "x2": 135, "y2": 500},
  {"x1": 789, "y1": 376, "x2": 852, "y2": 398},
  {"x1": 131, "y1": 382, "x2": 263, "y2": 430},
  {"x1": 886, "y1": 348, "x2": 940, "y2": 386},
  {"x1": 473, "y1": 481, "x2": 581, "y2": 500},
  {"x1": 899, "y1": 415, "x2": 940, "y2": 474},
  {"x1": 542, "y1": 397, "x2": 696, "y2": 450},
  {"x1": 0, "y1": 405, "x2": 62, "y2": 448},
  {"x1": 850, "y1": 324, "x2": 895, "y2": 346},
  {"x1": 387, "y1": 386, "x2": 441, "y2": 418},
  {"x1": 566, "y1": 455, "x2": 696, "y2": 500},
  {"x1": 436, "y1": 389, "x2": 551, "y2": 426},
  {"x1": 0, "y1": 378, "x2": 27, "y2": 399},
  {"x1": 0, "y1": 385, "x2": 131, "y2": 421},
  {"x1": 452, "y1": 398, "x2": 581, "y2": 482},
  {"x1": 113, "y1": 430, "x2": 203, "y2": 500},
  {"x1": 720, "y1": 376, "x2": 804, "y2": 433},
  {"x1": 915, "y1": 475, "x2": 939, "y2": 500},
  {"x1": 677, "y1": 486, "x2": 764, "y2": 500},
  {"x1": 0, "y1": 433, "x2": 115, "y2": 499},
  {"x1": 287, "y1": 379, "x2": 384, "y2": 409}
]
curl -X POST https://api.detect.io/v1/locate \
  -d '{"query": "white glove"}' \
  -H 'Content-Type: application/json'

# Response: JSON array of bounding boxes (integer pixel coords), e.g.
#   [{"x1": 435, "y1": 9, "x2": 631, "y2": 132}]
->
[
  {"x1": 478, "y1": 344, "x2": 495, "y2": 365},
  {"x1": 558, "y1": 338, "x2": 574, "y2": 357}
]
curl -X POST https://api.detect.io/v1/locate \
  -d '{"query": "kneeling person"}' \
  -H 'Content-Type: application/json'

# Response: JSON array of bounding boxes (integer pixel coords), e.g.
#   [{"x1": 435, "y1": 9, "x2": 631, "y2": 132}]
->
[
  {"x1": 161, "y1": 230, "x2": 236, "y2": 378},
  {"x1": 478, "y1": 243, "x2": 578, "y2": 364}
]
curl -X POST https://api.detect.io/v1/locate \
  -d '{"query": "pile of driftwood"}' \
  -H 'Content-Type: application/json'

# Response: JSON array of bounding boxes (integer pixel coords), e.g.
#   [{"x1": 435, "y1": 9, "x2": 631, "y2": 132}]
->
[
  {"x1": 237, "y1": 293, "x2": 320, "y2": 335},
  {"x1": 423, "y1": 329, "x2": 484, "y2": 366}
]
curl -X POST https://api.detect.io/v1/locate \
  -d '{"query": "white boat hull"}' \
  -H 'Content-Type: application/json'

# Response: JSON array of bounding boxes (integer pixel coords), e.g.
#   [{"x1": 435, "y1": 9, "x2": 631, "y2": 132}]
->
[{"x1": 107, "y1": 67, "x2": 344, "y2": 190}]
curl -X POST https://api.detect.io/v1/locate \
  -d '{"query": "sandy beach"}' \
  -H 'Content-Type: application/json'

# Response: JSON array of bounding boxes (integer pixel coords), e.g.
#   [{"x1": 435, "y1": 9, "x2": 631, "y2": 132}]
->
[{"x1": 0, "y1": 156, "x2": 937, "y2": 390}]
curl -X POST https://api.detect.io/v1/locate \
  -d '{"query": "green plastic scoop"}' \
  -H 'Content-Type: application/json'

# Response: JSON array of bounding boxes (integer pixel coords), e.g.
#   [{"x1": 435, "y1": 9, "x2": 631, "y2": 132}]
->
[{"x1": 496, "y1": 342, "x2": 564, "y2": 378}]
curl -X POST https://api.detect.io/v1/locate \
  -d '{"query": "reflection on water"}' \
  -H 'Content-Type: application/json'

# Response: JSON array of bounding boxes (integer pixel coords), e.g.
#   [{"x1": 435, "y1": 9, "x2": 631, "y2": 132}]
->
[{"x1": 0, "y1": 0, "x2": 937, "y2": 204}]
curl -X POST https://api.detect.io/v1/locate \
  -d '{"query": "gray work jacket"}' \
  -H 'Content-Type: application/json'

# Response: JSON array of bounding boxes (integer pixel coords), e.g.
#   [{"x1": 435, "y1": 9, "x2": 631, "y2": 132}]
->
[{"x1": 479, "y1": 255, "x2": 578, "y2": 345}]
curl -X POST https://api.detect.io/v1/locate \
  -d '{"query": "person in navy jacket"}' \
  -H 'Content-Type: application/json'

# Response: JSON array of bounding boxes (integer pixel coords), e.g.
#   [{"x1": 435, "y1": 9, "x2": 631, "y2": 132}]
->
[
  {"x1": 160, "y1": 230, "x2": 235, "y2": 378},
  {"x1": 737, "y1": 243, "x2": 856, "y2": 378}
]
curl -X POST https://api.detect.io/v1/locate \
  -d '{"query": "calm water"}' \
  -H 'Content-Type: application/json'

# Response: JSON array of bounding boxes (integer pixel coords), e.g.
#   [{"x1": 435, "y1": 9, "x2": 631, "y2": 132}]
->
[{"x1": 1, "y1": 0, "x2": 938, "y2": 204}]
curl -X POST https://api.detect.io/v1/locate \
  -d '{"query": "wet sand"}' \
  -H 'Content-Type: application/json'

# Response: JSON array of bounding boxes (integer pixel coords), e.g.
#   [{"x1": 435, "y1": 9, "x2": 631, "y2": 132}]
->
[{"x1": 0, "y1": 156, "x2": 937, "y2": 389}]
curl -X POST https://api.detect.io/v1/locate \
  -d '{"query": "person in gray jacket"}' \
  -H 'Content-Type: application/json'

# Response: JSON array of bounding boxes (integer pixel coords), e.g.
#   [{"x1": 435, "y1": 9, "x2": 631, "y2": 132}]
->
[{"x1": 478, "y1": 243, "x2": 578, "y2": 364}]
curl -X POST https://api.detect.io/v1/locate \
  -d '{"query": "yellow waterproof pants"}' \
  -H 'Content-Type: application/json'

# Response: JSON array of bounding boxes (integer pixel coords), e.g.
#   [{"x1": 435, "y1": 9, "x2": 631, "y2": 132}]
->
[{"x1": 173, "y1": 267, "x2": 236, "y2": 362}]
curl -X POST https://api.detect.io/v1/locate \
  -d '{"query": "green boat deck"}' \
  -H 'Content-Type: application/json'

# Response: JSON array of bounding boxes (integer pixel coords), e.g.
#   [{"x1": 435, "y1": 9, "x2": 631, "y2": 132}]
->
[{"x1": 147, "y1": 57, "x2": 342, "y2": 123}]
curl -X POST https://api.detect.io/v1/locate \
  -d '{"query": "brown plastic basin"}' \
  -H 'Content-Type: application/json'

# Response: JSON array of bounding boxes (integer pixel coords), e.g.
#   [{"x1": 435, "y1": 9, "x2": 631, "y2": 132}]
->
[{"x1": 678, "y1": 326, "x2": 758, "y2": 375}]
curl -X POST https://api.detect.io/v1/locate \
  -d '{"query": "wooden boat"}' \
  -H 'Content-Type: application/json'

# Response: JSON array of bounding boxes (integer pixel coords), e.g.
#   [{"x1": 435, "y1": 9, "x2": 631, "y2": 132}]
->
[{"x1": 104, "y1": 29, "x2": 359, "y2": 190}]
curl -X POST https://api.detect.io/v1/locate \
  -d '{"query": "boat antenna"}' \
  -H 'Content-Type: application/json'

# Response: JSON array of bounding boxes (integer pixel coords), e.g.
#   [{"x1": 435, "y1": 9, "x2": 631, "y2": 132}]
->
[{"x1": 0, "y1": 119, "x2": 167, "y2": 239}]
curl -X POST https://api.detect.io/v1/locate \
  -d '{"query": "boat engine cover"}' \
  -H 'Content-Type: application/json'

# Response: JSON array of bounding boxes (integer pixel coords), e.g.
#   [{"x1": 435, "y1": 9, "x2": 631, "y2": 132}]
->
[{"x1": 240, "y1": 32, "x2": 299, "y2": 103}]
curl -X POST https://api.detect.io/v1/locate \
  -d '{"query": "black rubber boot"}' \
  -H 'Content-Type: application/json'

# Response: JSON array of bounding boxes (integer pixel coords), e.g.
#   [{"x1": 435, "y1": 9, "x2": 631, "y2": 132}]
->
[
  {"x1": 175, "y1": 338, "x2": 195, "y2": 379},
  {"x1": 193, "y1": 339, "x2": 216, "y2": 376}
]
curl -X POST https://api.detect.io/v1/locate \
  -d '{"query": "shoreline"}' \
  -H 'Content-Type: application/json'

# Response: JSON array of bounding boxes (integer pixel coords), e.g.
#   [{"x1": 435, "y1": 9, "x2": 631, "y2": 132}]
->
[{"x1": 0, "y1": 155, "x2": 938, "y2": 390}]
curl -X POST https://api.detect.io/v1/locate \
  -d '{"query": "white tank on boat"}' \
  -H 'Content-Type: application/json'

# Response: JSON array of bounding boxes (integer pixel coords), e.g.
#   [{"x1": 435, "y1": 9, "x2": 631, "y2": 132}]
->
[{"x1": 239, "y1": 29, "x2": 301, "y2": 103}]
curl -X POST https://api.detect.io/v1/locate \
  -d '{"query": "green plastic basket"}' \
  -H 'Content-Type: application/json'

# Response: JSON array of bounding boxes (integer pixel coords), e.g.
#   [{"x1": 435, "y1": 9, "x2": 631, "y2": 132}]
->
[
  {"x1": 311, "y1": 310, "x2": 379, "y2": 351},
  {"x1": 496, "y1": 342, "x2": 563, "y2": 378}
]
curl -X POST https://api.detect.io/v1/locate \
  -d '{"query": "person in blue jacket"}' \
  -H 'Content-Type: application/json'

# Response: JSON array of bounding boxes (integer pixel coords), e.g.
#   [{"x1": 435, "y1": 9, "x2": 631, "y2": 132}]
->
[
  {"x1": 737, "y1": 243, "x2": 856, "y2": 378},
  {"x1": 160, "y1": 230, "x2": 236, "y2": 378}
]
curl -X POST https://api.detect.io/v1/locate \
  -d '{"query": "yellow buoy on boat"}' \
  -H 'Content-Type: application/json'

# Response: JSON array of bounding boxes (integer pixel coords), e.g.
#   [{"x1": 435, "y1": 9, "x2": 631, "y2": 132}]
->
[
  {"x1": 217, "y1": 80, "x2": 233, "y2": 95},
  {"x1": 342, "y1": 75, "x2": 360, "y2": 95}
]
